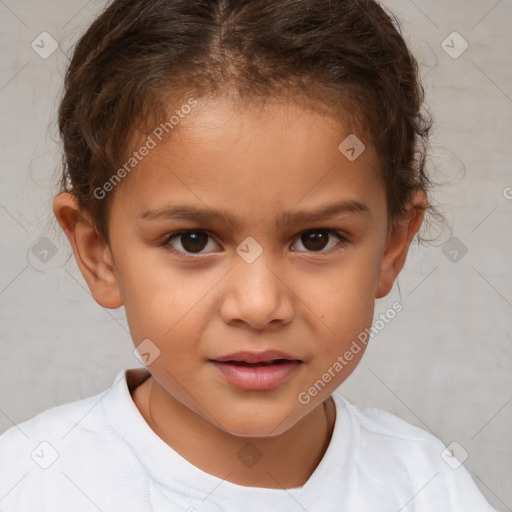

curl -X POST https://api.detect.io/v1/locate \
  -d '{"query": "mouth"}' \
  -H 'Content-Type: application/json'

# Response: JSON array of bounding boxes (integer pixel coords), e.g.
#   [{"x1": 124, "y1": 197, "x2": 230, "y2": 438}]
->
[
  {"x1": 215, "y1": 359, "x2": 295, "y2": 367},
  {"x1": 211, "y1": 350, "x2": 302, "y2": 365},
  {"x1": 209, "y1": 351, "x2": 302, "y2": 391}
]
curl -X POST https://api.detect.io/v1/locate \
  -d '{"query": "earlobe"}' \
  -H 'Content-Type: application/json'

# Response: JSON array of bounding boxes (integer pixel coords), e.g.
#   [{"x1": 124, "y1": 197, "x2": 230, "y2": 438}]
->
[
  {"x1": 376, "y1": 191, "x2": 427, "y2": 298},
  {"x1": 53, "y1": 192, "x2": 123, "y2": 309}
]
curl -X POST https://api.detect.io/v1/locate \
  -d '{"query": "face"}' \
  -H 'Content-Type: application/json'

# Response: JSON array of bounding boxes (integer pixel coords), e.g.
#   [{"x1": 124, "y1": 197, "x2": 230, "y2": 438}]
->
[{"x1": 101, "y1": 98, "x2": 393, "y2": 437}]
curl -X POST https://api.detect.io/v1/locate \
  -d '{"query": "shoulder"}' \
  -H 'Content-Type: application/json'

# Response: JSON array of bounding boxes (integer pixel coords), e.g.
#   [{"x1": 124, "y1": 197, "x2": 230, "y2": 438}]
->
[
  {"x1": 337, "y1": 395, "x2": 449, "y2": 475},
  {"x1": 332, "y1": 394, "x2": 497, "y2": 511},
  {"x1": 1, "y1": 388, "x2": 107, "y2": 440},
  {"x1": 0, "y1": 388, "x2": 111, "y2": 477},
  {"x1": 333, "y1": 393, "x2": 447, "y2": 451},
  {"x1": 0, "y1": 373, "x2": 140, "y2": 509},
  {"x1": 0, "y1": 368, "x2": 143, "y2": 454},
  {"x1": 342, "y1": 396, "x2": 439, "y2": 445}
]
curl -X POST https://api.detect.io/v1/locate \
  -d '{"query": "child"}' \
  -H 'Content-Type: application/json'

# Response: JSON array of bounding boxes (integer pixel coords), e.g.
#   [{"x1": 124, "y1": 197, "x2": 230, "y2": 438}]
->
[{"x1": 0, "y1": 0, "x2": 498, "y2": 510}]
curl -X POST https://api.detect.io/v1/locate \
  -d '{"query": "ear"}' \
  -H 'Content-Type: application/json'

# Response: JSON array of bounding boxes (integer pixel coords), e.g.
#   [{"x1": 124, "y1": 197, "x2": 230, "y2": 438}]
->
[
  {"x1": 376, "y1": 190, "x2": 427, "y2": 298},
  {"x1": 53, "y1": 192, "x2": 123, "y2": 309}
]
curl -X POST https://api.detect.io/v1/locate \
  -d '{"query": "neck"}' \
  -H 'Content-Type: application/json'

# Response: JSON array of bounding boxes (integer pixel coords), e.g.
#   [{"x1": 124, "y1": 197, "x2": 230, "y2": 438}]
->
[{"x1": 133, "y1": 376, "x2": 336, "y2": 489}]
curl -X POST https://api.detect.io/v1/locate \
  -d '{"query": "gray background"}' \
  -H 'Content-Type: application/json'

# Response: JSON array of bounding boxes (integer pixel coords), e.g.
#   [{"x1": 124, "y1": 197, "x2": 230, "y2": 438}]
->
[{"x1": 0, "y1": 0, "x2": 511, "y2": 509}]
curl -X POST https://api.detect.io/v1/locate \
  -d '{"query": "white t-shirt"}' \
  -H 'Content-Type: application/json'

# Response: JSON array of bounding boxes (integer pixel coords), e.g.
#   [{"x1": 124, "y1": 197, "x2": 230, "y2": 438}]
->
[{"x1": 0, "y1": 368, "x2": 496, "y2": 512}]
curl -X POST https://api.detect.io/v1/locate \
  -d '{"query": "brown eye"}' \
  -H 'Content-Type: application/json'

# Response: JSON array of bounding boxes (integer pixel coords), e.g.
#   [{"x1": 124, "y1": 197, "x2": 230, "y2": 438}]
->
[
  {"x1": 165, "y1": 230, "x2": 219, "y2": 255},
  {"x1": 291, "y1": 229, "x2": 347, "y2": 253}
]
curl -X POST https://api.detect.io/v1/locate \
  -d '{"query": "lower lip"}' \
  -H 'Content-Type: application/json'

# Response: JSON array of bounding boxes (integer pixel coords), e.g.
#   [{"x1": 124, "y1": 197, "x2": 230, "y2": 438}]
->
[{"x1": 210, "y1": 360, "x2": 302, "y2": 390}]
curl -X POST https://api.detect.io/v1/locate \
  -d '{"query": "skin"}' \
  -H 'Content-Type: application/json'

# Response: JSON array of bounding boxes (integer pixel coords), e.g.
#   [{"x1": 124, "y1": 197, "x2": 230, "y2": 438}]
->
[{"x1": 53, "y1": 97, "x2": 426, "y2": 489}]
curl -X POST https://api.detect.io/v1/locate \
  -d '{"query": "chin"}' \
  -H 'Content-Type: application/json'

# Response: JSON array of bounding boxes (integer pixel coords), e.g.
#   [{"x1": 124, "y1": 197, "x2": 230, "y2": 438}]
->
[{"x1": 213, "y1": 410, "x2": 300, "y2": 439}]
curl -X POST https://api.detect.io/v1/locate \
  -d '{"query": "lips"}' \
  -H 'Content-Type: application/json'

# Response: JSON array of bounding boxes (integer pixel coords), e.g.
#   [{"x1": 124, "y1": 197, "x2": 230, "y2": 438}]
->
[
  {"x1": 209, "y1": 350, "x2": 302, "y2": 391},
  {"x1": 221, "y1": 360, "x2": 289, "y2": 367},
  {"x1": 211, "y1": 350, "x2": 301, "y2": 365}
]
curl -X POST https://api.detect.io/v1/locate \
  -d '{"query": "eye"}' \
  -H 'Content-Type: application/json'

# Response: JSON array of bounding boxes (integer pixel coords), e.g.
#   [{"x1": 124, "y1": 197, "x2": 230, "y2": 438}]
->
[
  {"x1": 290, "y1": 229, "x2": 348, "y2": 253},
  {"x1": 163, "y1": 230, "x2": 220, "y2": 256},
  {"x1": 162, "y1": 228, "x2": 348, "y2": 257}
]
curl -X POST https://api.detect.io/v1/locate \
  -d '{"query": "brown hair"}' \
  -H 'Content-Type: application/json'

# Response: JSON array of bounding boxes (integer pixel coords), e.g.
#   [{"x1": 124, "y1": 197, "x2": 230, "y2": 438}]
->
[{"x1": 58, "y1": 0, "x2": 436, "y2": 242}]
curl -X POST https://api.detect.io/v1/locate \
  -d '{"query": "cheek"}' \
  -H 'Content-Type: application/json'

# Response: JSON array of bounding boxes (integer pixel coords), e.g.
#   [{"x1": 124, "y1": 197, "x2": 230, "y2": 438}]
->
[
  {"x1": 307, "y1": 292, "x2": 374, "y2": 394},
  {"x1": 113, "y1": 249, "x2": 175, "y2": 336},
  {"x1": 117, "y1": 252, "x2": 218, "y2": 350},
  {"x1": 115, "y1": 223, "x2": 382, "y2": 357},
  {"x1": 309, "y1": 252, "x2": 380, "y2": 327},
  {"x1": 301, "y1": 250, "x2": 380, "y2": 381}
]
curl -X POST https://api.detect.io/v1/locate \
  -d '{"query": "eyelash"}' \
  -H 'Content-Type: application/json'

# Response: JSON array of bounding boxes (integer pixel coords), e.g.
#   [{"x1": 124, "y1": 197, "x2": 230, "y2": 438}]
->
[{"x1": 161, "y1": 229, "x2": 349, "y2": 258}]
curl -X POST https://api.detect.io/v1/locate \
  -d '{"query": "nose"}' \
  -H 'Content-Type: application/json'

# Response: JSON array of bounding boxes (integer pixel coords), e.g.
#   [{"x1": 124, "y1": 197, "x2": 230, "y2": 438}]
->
[{"x1": 219, "y1": 253, "x2": 294, "y2": 330}]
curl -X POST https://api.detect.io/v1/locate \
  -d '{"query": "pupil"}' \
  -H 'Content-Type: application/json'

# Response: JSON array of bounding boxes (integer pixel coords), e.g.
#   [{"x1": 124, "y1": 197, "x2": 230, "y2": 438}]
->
[
  {"x1": 182, "y1": 232, "x2": 208, "y2": 252},
  {"x1": 179, "y1": 231, "x2": 330, "y2": 253},
  {"x1": 302, "y1": 231, "x2": 328, "y2": 251}
]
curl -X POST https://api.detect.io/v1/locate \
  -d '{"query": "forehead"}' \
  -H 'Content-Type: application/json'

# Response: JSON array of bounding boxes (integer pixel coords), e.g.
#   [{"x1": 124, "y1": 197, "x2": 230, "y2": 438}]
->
[{"x1": 112, "y1": 97, "x2": 386, "y2": 227}]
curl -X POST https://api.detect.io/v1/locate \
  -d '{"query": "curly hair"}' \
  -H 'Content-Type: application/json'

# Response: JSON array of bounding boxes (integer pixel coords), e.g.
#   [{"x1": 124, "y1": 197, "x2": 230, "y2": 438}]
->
[{"x1": 58, "y1": 0, "x2": 435, "y2": 242}]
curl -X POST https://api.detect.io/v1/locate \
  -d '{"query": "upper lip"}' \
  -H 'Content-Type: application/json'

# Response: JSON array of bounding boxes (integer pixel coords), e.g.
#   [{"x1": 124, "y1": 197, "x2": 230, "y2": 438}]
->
[{"x1": 211, "y1": 350, "x2": 301, "y2": 364}]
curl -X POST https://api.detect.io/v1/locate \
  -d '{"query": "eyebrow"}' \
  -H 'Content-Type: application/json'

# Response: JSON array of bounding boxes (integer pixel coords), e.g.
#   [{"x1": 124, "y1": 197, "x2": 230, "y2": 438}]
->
[{"x1": 139, "y1": 200, "x2": 370, "y2": 229}]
